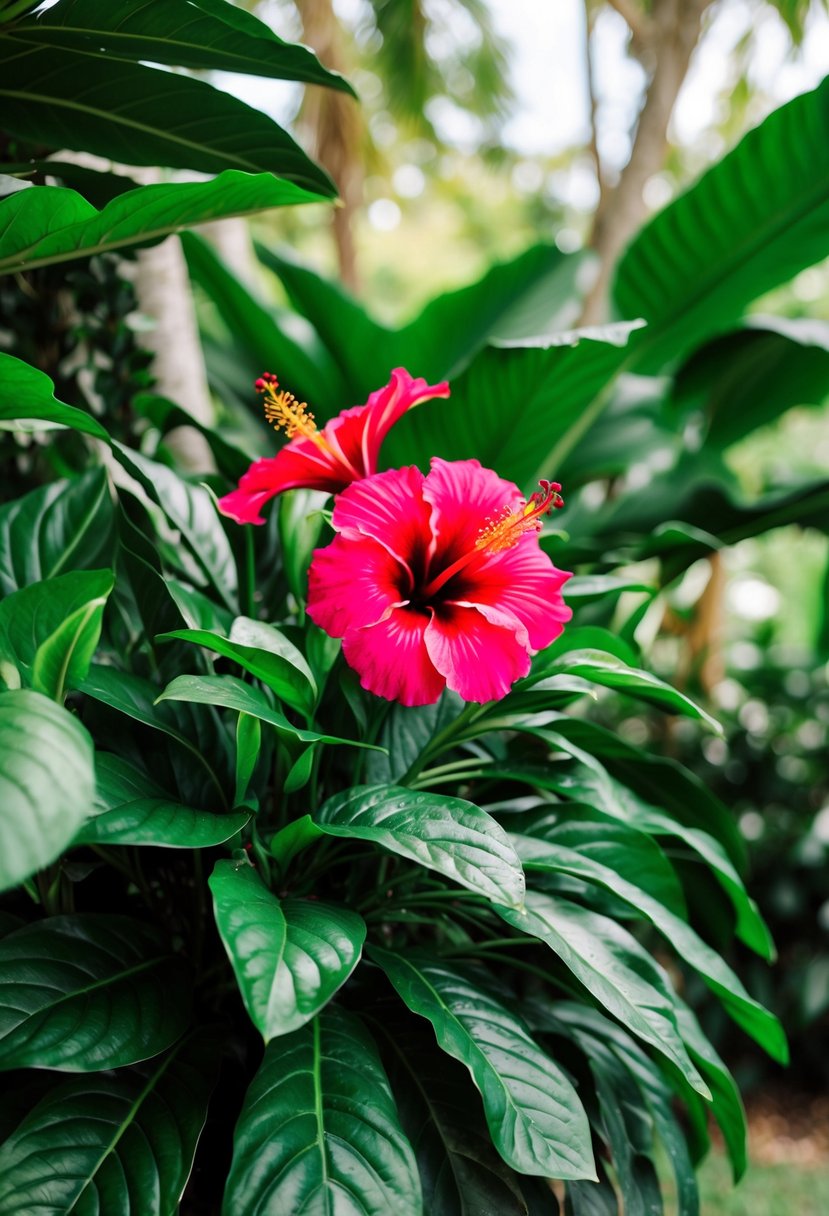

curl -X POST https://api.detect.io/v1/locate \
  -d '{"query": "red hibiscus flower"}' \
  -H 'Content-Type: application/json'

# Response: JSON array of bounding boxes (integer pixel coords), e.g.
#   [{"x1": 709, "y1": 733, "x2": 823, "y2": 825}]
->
[
  {"x1": 218, "y1": 368, "x2": 449, "y2": 525},
  {"x1": 307, "y1": 458, "x2": 572, "y2": 706}
]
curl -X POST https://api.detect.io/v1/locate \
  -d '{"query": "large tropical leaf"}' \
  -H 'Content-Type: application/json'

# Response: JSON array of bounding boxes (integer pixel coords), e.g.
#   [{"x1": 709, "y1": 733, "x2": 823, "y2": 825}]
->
[
  {"x1": 0, "y1": 37, "x2": 335, "y2": 192},
  {"x1": 614, "y1": 77, "x2": 829, "y2": 370},
  {"x1": 0, "y1": 467, "x2": 115, "y2": 598},
  {"x1": 10, "y1": 0, "x2": 353, "y2": 91},
  {"x1": 222, "y1": 1006, "x2": 421, "y2": 1215},
  {"x1": 0, "y1": 1032, "x2": 218, "y2": 1215},
  {"x1": 0, "y1": 352, "x2": 108, "y2": 434},
  {"x1": 0, "y1": 914, "x2": 190, "y2": 1071},
  {"x1": 672, "y1": 315, "x2": 829, "y2": 448},
  {"x1": 497, "y1": 892, "x2": 710, "y2": 1095},
  {"x1": 314, "y1": 785, "x2": 525, "y2": 907},
  {"x1": 0, "y1": 172, "x2": 330, "y2": 276},
  {"x1": 377, "y1": 1016, "x2": 557, "y2": 1216},
  {"x1": 370, "y1": 948, "x2": 596, "y2": 1181},
  {"x1": 0, "y1": 569, "x2": 113, "y2": 700},
  {"x1": 514, "y1": 835, "x2": 786, "y2": 1061},
  {"x1": 385, "y1": 322, "x2": 645, "y2": 490},
  {"x1": 209, "y1": 860, "x2": 365, "y2": 1039},
  {"x1": 75, "y1": 752, "x2": 249, "y2": 848},
  {"x1": 0, "y1": 690, "x2": 95, "y2": 892}
]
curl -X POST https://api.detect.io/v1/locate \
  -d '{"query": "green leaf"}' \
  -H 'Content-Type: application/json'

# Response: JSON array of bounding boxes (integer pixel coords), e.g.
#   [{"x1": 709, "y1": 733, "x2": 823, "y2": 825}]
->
[
  {"x1": 0, "y1": 569, "x2": 113, "y2": 700},
  {"x1": 158, "y1": 616, "x2": 317, "y2": 717},
  {"x1": 234, "y1": 712, "x2": 261, "y2": 806},
  {"x1": 377, "y1": 1016, "x2": 552, "y2": 1216},
  {"x1": 0, "y1": 172, "x2": 331, "y2": 276},
  {"x1": 675, "y1": 1002, "x2": 747, "y2": 1182},
  {"x1": 0, "y1": 914, "x2": 190, "y2": 1071},
  {"x1": 514, "y1": 836, "x2": 786, "y2": 1062},
  {"x1": 615, "y1": 78, "x2": 829, "y2": 371},
  {"x1": 75, "y1": 752, "x2": 249, "y2": 848},
  {"x1": 0, "y1": 1031, "x2": 218, "y2": 1215},
  {"x1": 0, "y1": 38, "x2": 335, "y2": 193},
  {"x1": 510, "y1": 806, "x2": 687, "y2": 918},
  {"x1": 543, "y1": 650, "x2": 721, "y2": 732},
  {"x1": 223, "y1": 1006, "x2": 421, "y2": 1215},
  {"x1": 497, "y1": 892, "x2": 710, "y2": 1097},
  {"x1": 157, "y1": 672, "x2": 366, "y2": 749},
  {"x1": 0, "y1": 352, "x2": 108, "y2": 435},
  {"x1": 0, "y1": 689, "x2": 95, "y2": 892},
  {"x1": 545, "y1": 718, "x2": 773, "y2": 957},
  {"x1": 0, "y1": 467, "x2": 115, "y2": 598},
  {"x1": 387, "y1": 322, "x2": 645, "y2": 490},
  {"x1": 209, "y1": 860, "x2": 365, "y2": 1039},
  {"x1": 370, "y1": 947, "x2": 596, "y2": 1181},
  {"x1": 78, "y1": 665, "x2": 231, "y2": 809},
  {"x1": 673, "y1": 316, "x2": 829, "y2": 449},
  {"x1": 12, "y1": 0, "x2": 354, "y2": 92},
  {"x1": 183, "y1": 229, "x2": 347, "y2": 414},
  {"x1": 112, "y1": 444, "x2": 237, "y2": 610},
  {"x1": 314, "y1": 785, "x2": 525, "y2": 907}
]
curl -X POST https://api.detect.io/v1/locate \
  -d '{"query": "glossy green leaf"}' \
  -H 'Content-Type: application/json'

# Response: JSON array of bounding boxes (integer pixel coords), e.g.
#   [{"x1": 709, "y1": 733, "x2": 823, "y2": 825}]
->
[
  {"x1": 370, "y1": 948, "x2": 596, "y2": 1180},
  {"x1": 673, "y1": 316, "x2": 829, "y2": 449},
  {"x1": 78, "y1": 665, "x2": 231, "y2": 809},
  {"x1": 0, "y1": 689, "x2": 95, "y2": 892},
  {"x1": 0, "y1": 352, "x2": 108, "y2": 435},
  {"x1": 75, "y1": 753, "x2": 249, "y2": 848},
  {"x1": 497, "y1": 892, "x2": 710, "y2": 1097},
  {"x1": 314, "y1": 785, "x2": 525, "y2": 907},
  {"x1": 676, "y1": 1002, "x2": 747, "y2": 1181},
  {"x1": 157, "y1": 672, "x2": 366, "y2": 749},
  {"x1": 0, "y1": 569, "x2": 113, "y2": 700},
  {"x1": 377, "y1": 1016, "x2": 552, "y2": 1216},
  {"x1": 234, "y1": 712, "x2": 261, "y2": 806},
  {"x1": 545, "y1": 650, "x2": 721, "y2": 733},
  {"x1": 258, "y1": 242, "x2": 589, "y2": 407},
  {"x1": 223, "y1": 1005, "x2": 421, "y2": 1215},
  {"x1": 0, "y1": 172, "x2": 330, "y2": 276},
  {"x1": 615, "y1": 78, "x2": 829, "y2": 371},
  {"x1": 509, "y1": 805, "x2": 687, "y2": 918},
  {"x1": 0, "y1": 914, "x2": 190, "y2": 1071},
  {"x1": 112, "y1": 444, "x2": 238, "y2": 610},
  {"x1": 0, "y1": 467, "x2": 115, "y2": 598},
  {"x1": 0, "y1": 38, "x2": 335, "y2": 193},
  {"x1": 209, "y1": 860, "x2": 365, "y2": 1039},
  {"x1": 183, "y1": 231, "x2": 346, "y2": 414},
  {"x1": 545, "y1": 718, "x2": 773, "y2": 957},
  {"x1": 158, "y1": 616, "x2": 317, "y2": 716},
  {"x1": 0, "y1": 1031, "x2": 218, "y2": 1215},
  {"x1": 387, "y1": 323, "x2": 645, "y2": 490},
  {"x1": 514, "y1": 836, "x2": 786, "y2": 1062},
  {"x1": 11, "y1": 0, "x2": 353, "y2": 92}
]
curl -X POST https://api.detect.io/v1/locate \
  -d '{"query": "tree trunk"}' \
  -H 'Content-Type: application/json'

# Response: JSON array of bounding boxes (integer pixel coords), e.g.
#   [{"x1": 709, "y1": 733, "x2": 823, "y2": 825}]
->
[
  {"x1": 580, "y1": 0, "x2": 711, "y2": 324},
  {"x1": 296, "y1": 0, "x2": 363, "y2": 292}
]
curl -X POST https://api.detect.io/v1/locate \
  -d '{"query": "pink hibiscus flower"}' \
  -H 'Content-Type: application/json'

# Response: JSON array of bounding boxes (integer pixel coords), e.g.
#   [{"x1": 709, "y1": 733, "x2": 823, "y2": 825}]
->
[
  {"x1": 307, "y1": 458, "x2": 572, "y2": 706},
  {"x1": 218, "y1": 368, "x2": 450, "y2": 525}
]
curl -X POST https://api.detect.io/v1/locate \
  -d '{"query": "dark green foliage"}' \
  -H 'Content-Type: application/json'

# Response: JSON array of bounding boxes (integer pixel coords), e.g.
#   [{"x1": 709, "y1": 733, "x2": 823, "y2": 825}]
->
[{"x1": 0, "y1": 9, "x2": 823, "y2": 1210}]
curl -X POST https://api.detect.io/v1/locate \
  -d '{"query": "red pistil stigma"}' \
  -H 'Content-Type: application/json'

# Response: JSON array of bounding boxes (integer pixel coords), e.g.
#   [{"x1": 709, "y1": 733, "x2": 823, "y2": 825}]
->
[{"x1": 255, "y1": 372, "x2": 279, "y2": 393}]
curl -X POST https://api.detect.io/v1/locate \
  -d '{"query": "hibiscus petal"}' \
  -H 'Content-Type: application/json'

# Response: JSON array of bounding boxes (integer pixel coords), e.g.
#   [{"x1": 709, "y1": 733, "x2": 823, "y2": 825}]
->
[
  {"x1": 455, "y1": 535, "x2": 572, "y2": 650},
  {"x1": 425, "y1": 602, "x2": 531, "y2": 703},
  {"x1": 423, "y1": 457, "x2": 525, "y2": 568},
  {"x1": 343, "y1": 608, "x2": 446, "y2": 706},
  {"x1": 326, "y1": 368, "x2": 450, "y2": 478},
  {"x1": 331, "y1": 466, "x2": 432, "y2": 577},
  {"x1": 217, "y1": 443, "x2": 352, "y2": 525},
  {"x1": 307, "y1": 535, "x2": 408, "y2": 637}
]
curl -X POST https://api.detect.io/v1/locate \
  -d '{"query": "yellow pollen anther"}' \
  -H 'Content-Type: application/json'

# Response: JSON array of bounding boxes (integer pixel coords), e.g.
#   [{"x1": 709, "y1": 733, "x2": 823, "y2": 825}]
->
[
  {"x1": 475, "y1": 481, "x2": 564, "y2": 554},
  {"x1": 256, "y1": 374, "x2": 331, "y2": 452}
]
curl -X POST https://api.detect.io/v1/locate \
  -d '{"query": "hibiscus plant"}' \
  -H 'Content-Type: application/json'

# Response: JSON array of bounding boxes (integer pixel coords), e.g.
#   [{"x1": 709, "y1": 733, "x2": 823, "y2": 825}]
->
[
  {"x1": 0, "y1": 351, "x2": 786, "y2": 1214},
  {"x1": 2, "y1": 4, "x2": 827, "y2": 1209}
]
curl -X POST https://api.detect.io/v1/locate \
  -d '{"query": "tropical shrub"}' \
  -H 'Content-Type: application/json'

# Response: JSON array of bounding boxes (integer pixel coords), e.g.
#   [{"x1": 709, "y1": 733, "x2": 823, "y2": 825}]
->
[{"x1": 1, "y1": 2, "x2": 828, "y2": 1212}]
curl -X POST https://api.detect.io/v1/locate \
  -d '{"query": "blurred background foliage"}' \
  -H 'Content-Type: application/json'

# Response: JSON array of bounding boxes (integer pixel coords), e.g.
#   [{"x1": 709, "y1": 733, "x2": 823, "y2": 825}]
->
[{"x1": 2, "y1": 0, "x2": 828, "y2": 1201}]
